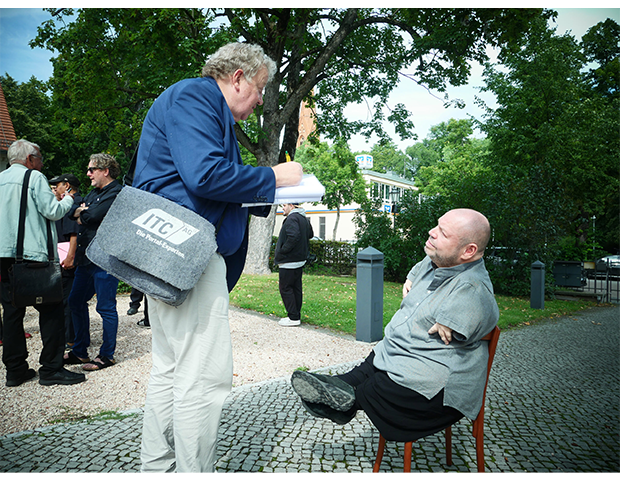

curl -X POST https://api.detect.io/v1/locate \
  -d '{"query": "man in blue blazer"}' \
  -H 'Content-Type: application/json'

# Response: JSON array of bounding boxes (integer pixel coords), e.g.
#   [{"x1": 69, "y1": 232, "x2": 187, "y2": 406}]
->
[{"x1": 135, "y1": 42, "x2": 302, "y2": 473}]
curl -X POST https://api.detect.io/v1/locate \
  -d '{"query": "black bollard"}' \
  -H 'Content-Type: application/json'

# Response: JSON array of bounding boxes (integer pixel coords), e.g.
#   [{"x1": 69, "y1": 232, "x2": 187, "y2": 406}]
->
[
  {"x1": 356, "y1": 247, "x2": 384, "y2": 342},
  {"x1": 531, "y1": 260, "x2": 545, "y2": 309}
]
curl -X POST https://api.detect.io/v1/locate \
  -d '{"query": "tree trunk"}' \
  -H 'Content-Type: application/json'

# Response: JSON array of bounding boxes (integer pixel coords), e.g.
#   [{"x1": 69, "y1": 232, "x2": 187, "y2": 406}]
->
[
  {"x1": 332, "y1": 207, "x2": 340, "y2": 241},
  {"x1": 243, "y1": 134, "x2": 280, "y2": 275},
  {"x1": 243, "y1": 206, "x2": 277, "y2": 275}
]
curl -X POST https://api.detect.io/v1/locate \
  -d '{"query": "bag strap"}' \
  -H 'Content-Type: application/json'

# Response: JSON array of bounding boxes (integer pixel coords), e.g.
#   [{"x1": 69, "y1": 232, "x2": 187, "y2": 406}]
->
[
  {"x1": 15, "y1": 169, "x2": 55, "y2": 263},
  {"x1": 45, "y1": 214, "x2": 55, "y2": 262},
  {"x1": 123, "y1": 146, "x2": 138, "y2": 187}
]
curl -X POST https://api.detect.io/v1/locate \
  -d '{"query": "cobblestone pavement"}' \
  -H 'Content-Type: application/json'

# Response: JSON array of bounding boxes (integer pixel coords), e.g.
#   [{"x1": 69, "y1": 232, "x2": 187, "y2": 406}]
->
[{"x1": 1, "y1": 305, "x2": 618, "y2": 473}]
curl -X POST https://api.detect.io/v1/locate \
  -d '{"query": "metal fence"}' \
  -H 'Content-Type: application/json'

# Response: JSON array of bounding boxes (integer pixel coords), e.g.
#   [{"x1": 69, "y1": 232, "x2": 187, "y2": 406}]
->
[
  {"x1": 583, "y1": 270, "x2": 620, "y2": 304},
  {"x1": 553, "y1": 260, "x2": 619, "y2": 304}
]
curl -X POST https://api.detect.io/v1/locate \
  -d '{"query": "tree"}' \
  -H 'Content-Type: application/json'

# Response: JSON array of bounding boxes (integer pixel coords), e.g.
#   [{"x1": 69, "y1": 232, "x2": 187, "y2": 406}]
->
[
  {"x1": 354, "y1": 191, "x2": 447, "y2": 282},
  {"x1": 477, "y1": 17, "x2": 619, "y2": 254},
  {"x1": 1, "y1": 75, "x2": 55, "y2": 174},
  {"x1": 409, "y1": 118, "x2": 476, "y2": 185},
  {"x1": 296, "y1": 140, "x2": 366, "y2": 240},
  {"x1": 579, "y1": 19, "x2": 620, "y2": 253},
  {"x1": 404, "y1": 142, "x2": 441, "y2": 180},
  {"x1": 32, "y1": 7, "x2": 554, "y2": 272},
  {"x1": 31, "y1": 8, "x2": 228, "y2": 172},
  {"x1": 364, "y1": 139, "x2": 410, "y2": 178},
  {"x1": 581, "y1": 18, "x2": 620, "y2": 100}
]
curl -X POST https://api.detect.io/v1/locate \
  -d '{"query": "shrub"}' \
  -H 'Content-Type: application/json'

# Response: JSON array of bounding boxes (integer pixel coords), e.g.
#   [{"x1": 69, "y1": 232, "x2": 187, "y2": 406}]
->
[{"x1": 269, "y1": 236, "x2": 357, "y2": 276}]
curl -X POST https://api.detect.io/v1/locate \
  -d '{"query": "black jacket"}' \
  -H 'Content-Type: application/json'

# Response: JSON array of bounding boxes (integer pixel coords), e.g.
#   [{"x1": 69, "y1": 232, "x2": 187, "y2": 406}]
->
[
  {"x1": 70, "y1": 180, "x2": 122, "y2": 266},
  {"x1": 274, "y1": 211, "x2": 313, "y2": 265}
]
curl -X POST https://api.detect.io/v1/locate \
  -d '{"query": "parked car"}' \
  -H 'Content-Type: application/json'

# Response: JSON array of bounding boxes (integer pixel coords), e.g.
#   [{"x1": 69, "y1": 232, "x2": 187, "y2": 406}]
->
[{"x1": 595, "y1": 255, "x2": 620, "y2": 278}]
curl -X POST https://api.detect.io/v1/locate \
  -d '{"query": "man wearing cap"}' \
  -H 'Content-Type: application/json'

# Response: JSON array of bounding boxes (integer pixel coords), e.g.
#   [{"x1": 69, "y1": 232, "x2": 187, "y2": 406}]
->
[{"x1": 49, "y1": 173, "x2": 83, "y2": 348}]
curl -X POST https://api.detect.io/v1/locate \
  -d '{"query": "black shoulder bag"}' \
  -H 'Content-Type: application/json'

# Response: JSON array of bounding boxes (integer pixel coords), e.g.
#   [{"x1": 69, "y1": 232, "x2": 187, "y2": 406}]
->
[{"x1": 9, "y1": 169, "x2": 64, "y2": 308}]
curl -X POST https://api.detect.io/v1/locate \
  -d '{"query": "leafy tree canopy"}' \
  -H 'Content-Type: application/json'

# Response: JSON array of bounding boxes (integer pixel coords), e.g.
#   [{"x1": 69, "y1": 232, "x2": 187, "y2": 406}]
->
[{"x1": 29, "y1": 7, "x2": 554, "y2": 272}]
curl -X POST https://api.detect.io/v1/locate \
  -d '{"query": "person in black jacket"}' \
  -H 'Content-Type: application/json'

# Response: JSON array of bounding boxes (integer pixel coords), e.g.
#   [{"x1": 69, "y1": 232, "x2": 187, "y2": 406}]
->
[
  {"x1": 49, "y1": 173, "x2": 83, "y2": 349},
  {"x1": 63, "y1": 154, "x2": 123, "y2": 371},
  {"x1": 274, "y1": 204, "x2": 314, "y2": 327}
]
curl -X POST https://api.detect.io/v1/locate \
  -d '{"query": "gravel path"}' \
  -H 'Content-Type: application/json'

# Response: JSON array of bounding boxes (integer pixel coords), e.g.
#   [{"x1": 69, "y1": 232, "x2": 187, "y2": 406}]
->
[{"x1": 0, "y1": 295, "x2": 373, "y2": 437}]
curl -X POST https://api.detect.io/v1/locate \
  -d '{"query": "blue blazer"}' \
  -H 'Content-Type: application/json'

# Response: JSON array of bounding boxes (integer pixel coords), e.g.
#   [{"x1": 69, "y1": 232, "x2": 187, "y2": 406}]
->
[{"x1": 134, "y1": 76, "x2": 275, "y2": 289}]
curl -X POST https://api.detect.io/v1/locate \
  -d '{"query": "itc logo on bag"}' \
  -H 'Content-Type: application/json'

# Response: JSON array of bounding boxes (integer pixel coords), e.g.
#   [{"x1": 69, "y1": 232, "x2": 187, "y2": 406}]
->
[{"x1": 132, "y1": 209, "x2": 199, "y2": 245}]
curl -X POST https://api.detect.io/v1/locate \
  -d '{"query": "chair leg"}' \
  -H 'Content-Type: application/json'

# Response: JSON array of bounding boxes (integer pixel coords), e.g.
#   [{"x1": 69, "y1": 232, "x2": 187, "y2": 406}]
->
[
  {"x1": 475, "y1": 435, "x2": 485, "y2": 472},
  {"x1": 373, "y1": 434, "x2": 386, "y2": 472},
  {"x1": 445, "y1": 426, "x2": 453, "y2": 466},
  {"x1": 404, "y1": 442, "x2": 413, "y2": 472}
]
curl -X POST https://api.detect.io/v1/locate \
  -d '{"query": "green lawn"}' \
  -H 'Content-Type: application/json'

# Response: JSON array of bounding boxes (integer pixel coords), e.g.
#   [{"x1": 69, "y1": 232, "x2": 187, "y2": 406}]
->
[{"x1": 229, "y1": 273, "x2": 599, "y2": 336}]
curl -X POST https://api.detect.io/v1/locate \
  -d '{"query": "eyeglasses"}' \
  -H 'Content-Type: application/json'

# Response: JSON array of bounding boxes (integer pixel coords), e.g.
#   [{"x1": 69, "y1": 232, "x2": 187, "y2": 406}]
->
[
  {"x1": 29, "y1": 153, "x2": 44, "y2": 163},
  {"x1": 87, "y1": 167, "x2": 102, "y2": 173},
  {"x1": 243, "y1": 74, "x2": 265, "y2": 100}
]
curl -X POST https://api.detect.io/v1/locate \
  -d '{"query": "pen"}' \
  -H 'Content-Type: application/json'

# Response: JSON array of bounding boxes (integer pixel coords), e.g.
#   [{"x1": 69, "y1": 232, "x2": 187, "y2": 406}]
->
[{"x1": 285, "y1": 151, "x2": 291, "y2": 162}]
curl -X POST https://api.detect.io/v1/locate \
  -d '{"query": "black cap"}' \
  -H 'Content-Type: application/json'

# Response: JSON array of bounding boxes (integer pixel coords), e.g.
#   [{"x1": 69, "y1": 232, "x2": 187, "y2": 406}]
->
[{"x1": 49, "y1": 173, "x2": 80, "y2": 187}]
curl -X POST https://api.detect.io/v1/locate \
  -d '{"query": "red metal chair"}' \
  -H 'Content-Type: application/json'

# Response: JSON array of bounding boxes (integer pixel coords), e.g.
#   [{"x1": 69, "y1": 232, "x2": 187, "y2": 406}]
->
[{"x1": 373, "y1": 326, "x2": 501, "y2": 473}]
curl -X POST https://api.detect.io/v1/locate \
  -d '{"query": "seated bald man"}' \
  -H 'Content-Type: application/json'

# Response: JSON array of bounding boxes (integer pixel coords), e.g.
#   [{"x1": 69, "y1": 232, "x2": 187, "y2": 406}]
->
[{"x1": 291, "y1": 208, "x2": 499, "y2": 441}]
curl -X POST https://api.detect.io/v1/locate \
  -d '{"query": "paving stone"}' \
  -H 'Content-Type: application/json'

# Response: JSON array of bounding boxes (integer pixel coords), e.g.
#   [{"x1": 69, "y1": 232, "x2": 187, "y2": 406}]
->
[{"x1": 1, "y1": 306, "x2": 618, "y2": 473}]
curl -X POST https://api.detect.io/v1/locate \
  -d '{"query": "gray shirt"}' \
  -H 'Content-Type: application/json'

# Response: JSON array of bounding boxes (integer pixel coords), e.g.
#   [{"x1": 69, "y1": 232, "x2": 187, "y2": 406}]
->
[{"x1": 372, "y1": 256, "x2": 499, "y2": 419}]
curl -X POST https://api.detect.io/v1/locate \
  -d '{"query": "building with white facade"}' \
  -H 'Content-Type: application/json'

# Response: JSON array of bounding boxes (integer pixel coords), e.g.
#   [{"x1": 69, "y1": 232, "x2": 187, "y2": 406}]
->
[{"x1": 275, "y1": 167, "x2": 418, "y2": 242}]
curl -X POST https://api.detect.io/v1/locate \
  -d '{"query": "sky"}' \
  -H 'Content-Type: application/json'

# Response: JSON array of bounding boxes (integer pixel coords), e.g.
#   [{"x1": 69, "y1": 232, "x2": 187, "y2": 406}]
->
[{"x1": 0, "y1": 5, "x2": 618, "y2": 152}]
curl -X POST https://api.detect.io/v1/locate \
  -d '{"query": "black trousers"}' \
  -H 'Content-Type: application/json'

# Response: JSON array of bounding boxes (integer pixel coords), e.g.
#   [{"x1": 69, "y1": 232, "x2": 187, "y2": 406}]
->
[
  {"x1": 130, "y1": 288, "x2": 149, "y2": 325},
  {"x1": 1, "y1": 259, "x2": 64, "y2": 380},
  {"x1": 278, "y1": 267, "x2": 304, "y2": 321},
  {"x1": 129, "y1": 287, "x2": 144, "y2": 309},
  {"x1": 62, "y1": 274, "x2": 75, "y2": 344},
  {"x1": 336, "y1": 351, "x2": 464, "y2": 442}
]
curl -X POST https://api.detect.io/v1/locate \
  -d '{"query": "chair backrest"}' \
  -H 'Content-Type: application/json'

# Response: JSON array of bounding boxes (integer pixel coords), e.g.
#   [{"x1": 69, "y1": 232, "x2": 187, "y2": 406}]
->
[
  {"x1": 472, "y1": 326, "x2": 500, "y2": 436},
  {"x1": 482, "y1": 326, "x2": 500, "y2": 373}
]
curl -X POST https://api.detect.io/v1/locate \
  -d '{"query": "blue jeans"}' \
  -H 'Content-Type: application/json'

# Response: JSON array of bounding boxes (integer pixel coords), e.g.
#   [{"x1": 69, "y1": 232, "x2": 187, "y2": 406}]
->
[{"x1": 68, "y1": 263, "x2": 119, "y2": 360}]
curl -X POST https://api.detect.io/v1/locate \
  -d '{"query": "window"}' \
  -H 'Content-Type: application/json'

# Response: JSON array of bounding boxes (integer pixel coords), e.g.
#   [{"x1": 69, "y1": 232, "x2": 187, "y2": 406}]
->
[{"x1": 371, "y1": 182, "x2": 379, "y2": 199}]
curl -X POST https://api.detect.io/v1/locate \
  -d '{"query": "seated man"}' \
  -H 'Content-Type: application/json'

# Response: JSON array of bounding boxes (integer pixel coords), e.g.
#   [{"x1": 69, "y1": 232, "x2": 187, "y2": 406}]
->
[{"x1": 291, "y1": 208, "x2": 499, "y2": 442}]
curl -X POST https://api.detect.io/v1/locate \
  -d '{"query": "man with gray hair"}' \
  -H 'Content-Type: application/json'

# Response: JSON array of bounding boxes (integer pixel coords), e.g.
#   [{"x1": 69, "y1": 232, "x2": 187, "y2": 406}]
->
[
  {"x1": 0, "y1": 139, "x2": 86, "y2": 387},
  {"x1": 135, "y1": 42, "x2": 302, "y2": 472}
]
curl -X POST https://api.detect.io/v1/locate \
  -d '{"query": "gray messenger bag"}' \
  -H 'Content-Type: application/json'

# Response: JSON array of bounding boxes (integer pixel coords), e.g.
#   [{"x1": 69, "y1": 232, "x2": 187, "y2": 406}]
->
[{"x1": 87, "y1": 186, "x2": 218, "y2": 306}]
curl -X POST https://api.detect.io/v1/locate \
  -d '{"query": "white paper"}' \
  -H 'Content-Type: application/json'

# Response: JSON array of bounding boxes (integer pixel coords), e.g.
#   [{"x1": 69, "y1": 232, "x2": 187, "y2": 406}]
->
[{"x1": 242, "y1": 174, "x2": 325, "y2": 207}]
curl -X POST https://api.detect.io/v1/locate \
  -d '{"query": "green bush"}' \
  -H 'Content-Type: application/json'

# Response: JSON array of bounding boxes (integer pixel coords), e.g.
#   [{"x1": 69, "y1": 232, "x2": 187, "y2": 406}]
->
[
  {"x1": 354, "y1": 193, "x2": 447, "y2": 282},
  {"x1": 117, "y1": 281, "x2": 132, "y2": 294},
  {"x1": 270, "y1": 236, "x2": 357, "y2": 276},
  {"x1": 554, "y1": 233, "x2": 608, "y2": 263}
]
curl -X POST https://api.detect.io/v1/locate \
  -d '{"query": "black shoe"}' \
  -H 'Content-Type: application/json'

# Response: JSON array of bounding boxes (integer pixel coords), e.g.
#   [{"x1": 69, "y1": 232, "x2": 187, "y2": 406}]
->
[
  {"x1": 6, "y1": 368, "x2": 36, "y2": 387},
  {"x1": 127, "y1": 307, "x2": 139, "y2": 315},
  {"x1": 63, "y1": 350, "x2": 90, "y2": 365},
  {"x1": 291, "y1": 370, "x2": 356, "y2": 412},
  {"x1": 137, "y1": 318, "x2": 150, "y2": 328},
  {"x1": 300, "y1": 399, "x2": 357, "y2": 425},
  {"x1": 39, "y1": 367, "x2": 87, "y2": 386}
]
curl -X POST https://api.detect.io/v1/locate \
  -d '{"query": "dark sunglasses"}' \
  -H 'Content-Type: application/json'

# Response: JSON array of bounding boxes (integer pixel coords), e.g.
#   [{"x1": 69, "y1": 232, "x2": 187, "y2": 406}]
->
[{"x1": 87, "y1": 167, "x2": 102, "y2": 173}]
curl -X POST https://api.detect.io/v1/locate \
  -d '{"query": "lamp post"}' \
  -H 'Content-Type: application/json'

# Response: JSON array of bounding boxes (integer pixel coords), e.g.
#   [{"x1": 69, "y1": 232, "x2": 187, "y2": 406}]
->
[
  {"x1": 592, "y1": 215, "x2": 596, "y2": 259},
  {"x1": 388, "y1": 187, "x2": 400, "y2": 229},
  {"x1": 389, "y1": 187, "x2": 400, "y2": 214}
]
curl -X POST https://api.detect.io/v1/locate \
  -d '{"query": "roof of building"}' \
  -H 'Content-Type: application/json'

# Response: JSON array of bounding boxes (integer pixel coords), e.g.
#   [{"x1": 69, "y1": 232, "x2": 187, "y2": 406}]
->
[
  {"x1": 361, "y1": 169, "x2": 417, "y2": 188},
  {"x1": 0, "y1": 82, "x2": 17, "y2": 152}
]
